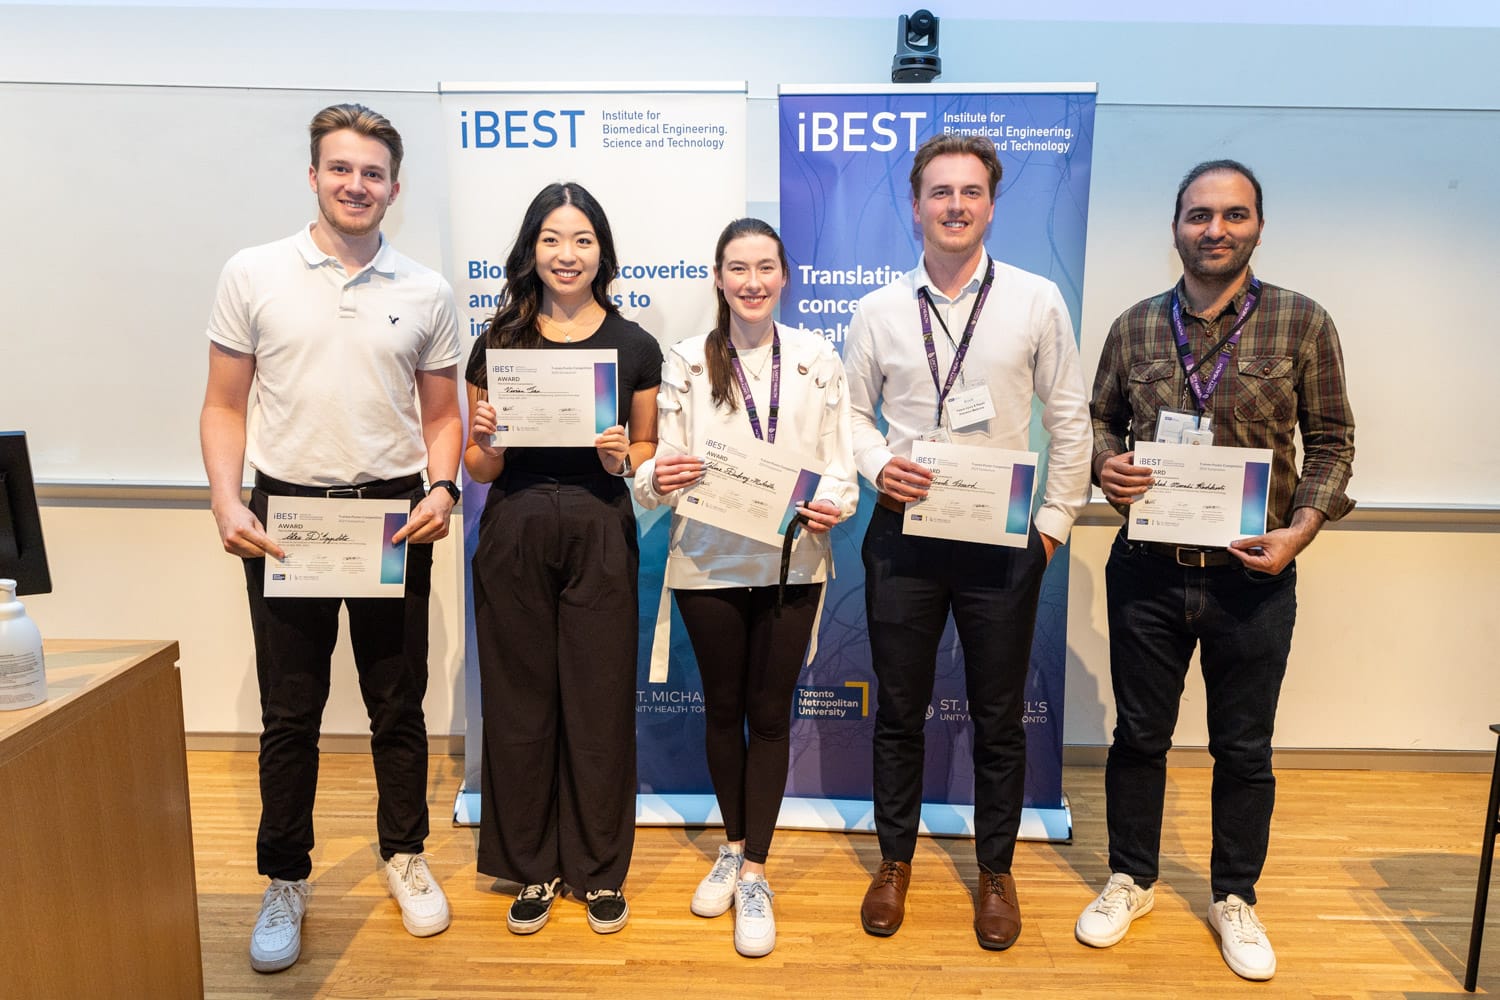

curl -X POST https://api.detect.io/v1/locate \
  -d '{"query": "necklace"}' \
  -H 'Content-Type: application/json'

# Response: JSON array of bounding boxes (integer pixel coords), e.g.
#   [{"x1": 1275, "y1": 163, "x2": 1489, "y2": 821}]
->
[
  {"x1": 540, "y1": 305, "x2": 601, "y2": 344},
  {"x1": 739, "y1": 344, "x2": 773, "y2": 380}
]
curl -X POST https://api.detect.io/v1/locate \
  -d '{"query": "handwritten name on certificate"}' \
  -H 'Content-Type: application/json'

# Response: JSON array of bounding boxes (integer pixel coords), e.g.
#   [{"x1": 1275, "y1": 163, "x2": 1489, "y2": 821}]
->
[
  {"x1": 486, "y1": 349, "x2": 619, "y2": 447},
  {"x1": 264, "y1": 497, "x2": 411, "y2": 598},
  {"x1": 904, "y1": 441, "x2": 1038, "y2": 548},
  {"x1": 676, "y1": 434, "x2": 825, "y2": 548},
  {"x1": 1128, "y1": 442, "x2": 1273, "y2": 548}
]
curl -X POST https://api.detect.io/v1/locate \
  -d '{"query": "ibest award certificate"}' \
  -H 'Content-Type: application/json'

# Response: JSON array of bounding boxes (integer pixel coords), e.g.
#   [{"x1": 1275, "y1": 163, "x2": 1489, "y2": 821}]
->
[
  {"x1": 676, "y1": 434, "x2": 824, "y2": 547},
  {"x1": 264, "y1": 497, "x2": 411, "y2": 598},
  {"x1": 903, "y1": 440, "x2": 1039, "y2": 548},
  {"x1": 486, "y1": 349, "x2": 619, "y2": 447},
  {"x1": 1127, "y1": 442, "x2": 1273, "y2": 548}
]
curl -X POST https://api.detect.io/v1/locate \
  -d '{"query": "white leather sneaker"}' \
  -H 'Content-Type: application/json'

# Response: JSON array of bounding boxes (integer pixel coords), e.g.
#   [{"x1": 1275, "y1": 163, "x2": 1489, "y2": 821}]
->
[
  {"x1": 385, "y1": 853, "x2": 451, "y2": 937},
  {"x1": 1075, "y1": 872, "x2": 1154, "y2": 947},
  {"x1": 1209, "y1": 894, "x2": 1277, "y2": 981},
  {"x1": 732, "y1": 874, "x2": 776, "y2": 958},
  {"x1": 691, "y1": 844, "x2": 745, "y2": 917},
  {"x1": 250, "y1": 878, "x2": 310, "y2": 973}
]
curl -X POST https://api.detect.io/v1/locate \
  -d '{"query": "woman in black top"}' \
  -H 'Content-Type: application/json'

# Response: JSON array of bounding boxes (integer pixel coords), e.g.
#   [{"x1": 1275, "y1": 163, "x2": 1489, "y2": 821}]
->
[{"x1": 463, "y1": 181, "x2": 661, "y2": 937}]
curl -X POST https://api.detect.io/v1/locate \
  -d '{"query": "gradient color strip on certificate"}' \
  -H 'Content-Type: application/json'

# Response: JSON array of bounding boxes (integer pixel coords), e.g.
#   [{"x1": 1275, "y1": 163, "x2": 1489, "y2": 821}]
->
[
  {"x1": 1006, "y1": 462, "x2": 1037, "y2": 536},
  {"x1": 380, "y1": 513, "x2": 408, "y2": 585},
  {"x1": 779, "y1": 468, "x2": 823, "y2": 535},
  {"x1": 1239, "y1": 461, "x2": 1271, "y2": 535},
  {"x1": 594, "y1": 362, "x2": 619, "y2": 433}
]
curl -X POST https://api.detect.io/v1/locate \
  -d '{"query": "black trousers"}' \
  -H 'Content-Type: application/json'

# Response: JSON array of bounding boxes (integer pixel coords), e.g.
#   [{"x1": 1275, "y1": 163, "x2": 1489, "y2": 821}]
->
[
  {"x1": 472, "y1": 476, "x2": 639, "y2": 893},
  {"x1": 674, "y1": 583, "x2": 822, "y2": 865},
  {"x1": 244, "y1": 479, "x2": 432, "y2": 882},
  {"x1": 862, "y1": 504, "x2": 1047, "y2": 872}
]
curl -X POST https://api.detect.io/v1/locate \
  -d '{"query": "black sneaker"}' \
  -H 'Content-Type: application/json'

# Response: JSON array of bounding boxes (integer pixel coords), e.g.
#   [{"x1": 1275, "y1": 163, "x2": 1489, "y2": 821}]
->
[
  {"x1": 585, "y1": 888, "x2": 629, "y2": 934},
  {"x1": 507, "y1": 877, "x2": 561, "y2": 935}
]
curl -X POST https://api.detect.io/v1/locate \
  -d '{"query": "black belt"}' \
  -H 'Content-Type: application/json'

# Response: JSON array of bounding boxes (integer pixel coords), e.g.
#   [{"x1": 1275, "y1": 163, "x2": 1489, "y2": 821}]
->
[
  {"x1": 254, "y1": 471, "x2": 424, "y2": 500},
  {"x1": 1140, "y1": 541, "x2": 1235, "y2": 568}
]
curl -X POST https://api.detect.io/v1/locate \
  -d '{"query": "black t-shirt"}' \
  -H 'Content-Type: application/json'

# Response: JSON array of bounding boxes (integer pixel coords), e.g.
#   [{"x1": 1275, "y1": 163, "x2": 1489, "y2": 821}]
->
[{"x1": 466, "y1": 312, "x2": 663, "y2": 481}]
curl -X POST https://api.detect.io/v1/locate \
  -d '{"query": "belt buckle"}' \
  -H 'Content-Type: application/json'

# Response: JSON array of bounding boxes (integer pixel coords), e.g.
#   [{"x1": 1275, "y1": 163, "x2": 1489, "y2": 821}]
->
[
  {"x1": 324, "y1": 486, "x2": 364, "y2": 499},
  {"x1": 1174, "y1": 547, "x2": 1207, "y2": 568}
]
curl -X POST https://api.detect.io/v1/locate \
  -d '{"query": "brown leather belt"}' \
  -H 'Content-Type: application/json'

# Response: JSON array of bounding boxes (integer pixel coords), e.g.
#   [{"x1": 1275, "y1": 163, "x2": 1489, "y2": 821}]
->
[{"x1": 875, "y1": 492, "x2": 906, "y2": 514}]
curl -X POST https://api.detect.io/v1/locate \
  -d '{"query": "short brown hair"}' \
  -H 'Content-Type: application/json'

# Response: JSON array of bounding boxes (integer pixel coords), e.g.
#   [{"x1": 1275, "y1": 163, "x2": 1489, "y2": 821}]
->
[
  {"x1": 309, "y1": 103, "x2": 404, "y2": 181},
  {"x1": 909, "y1": 134, "x2": 1002, "y2": 202}
]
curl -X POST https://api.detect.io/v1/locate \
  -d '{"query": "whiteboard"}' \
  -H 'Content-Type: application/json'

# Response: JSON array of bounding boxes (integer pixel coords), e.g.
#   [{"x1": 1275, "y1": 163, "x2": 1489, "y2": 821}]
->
[
  {"x1": 3, "y1": 82, "x2": 1494, "y2": 505},
  {"x1": 0, "y1": 83, "x2": 446, "y2": 485}
]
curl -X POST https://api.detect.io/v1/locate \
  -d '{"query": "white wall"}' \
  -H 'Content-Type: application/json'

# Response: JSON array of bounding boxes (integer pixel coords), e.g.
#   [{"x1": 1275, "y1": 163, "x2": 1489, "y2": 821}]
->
[{"x1": 6, "y1": 5, "x2": 1498, "y2": 750}]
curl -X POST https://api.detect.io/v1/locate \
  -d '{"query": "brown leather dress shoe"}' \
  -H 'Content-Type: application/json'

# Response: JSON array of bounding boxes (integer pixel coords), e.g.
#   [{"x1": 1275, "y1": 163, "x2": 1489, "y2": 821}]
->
[
  {"x1": 974, "y1": 868, "x2": 1021, "y2": 950},
  {"x1": 860, "y1": 859, "x2": 911, "y2": 937}
]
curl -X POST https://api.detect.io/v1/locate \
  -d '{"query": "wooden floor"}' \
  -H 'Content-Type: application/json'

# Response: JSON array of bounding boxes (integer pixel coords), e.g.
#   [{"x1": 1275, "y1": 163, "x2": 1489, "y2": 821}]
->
[{"x1": 190, "y1": 751, "x2": 1500, "y2": 998}]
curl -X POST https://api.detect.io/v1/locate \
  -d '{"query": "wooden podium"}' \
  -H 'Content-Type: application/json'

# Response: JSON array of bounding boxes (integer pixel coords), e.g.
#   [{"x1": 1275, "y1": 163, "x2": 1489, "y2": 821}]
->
[{"x1": 0, "y1": 640, "x2": 202, "y2": 999}]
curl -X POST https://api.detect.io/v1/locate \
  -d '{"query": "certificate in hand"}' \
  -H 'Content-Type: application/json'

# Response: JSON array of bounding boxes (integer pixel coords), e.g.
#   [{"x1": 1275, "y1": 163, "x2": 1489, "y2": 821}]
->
[
  {"x1": 1127, "y1": 442, "x2": 1273, "y2": 548},
  {"x1": 904, "y1": 440, "x2": 1038, "y2": 548},
  {"x1": 486, "y1": 349, "x2": 619, "y2": 447},
  {"x1": 264, "y1": 497, "x2": 411, "y2": 598},
  {"x1": 676, "y1": 434, "x2": 825, "y2": 547}
]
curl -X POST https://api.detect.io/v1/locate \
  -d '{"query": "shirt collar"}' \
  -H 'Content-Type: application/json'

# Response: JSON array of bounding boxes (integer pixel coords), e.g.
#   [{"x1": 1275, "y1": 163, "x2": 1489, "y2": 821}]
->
[
  {"x1": 1175, "y1": 268, "x2": 1256, "y2": 321},
  {"x1": 294, "y1": 222, "x2": 394, "y2": 276},
  {"x1": 915, "y1": 249, "x2": 991, "y2": 303}
]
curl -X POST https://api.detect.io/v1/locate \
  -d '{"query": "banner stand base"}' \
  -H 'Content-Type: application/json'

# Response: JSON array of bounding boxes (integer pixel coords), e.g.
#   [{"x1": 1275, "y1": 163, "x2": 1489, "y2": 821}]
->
[{"x1": 455, "y1": 787, "x2": 1073, "y2": 843}]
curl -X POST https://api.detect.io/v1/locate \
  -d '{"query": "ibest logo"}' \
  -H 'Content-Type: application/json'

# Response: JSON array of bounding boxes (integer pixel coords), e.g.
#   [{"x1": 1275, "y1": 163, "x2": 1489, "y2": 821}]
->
[
  {"x1": 795, "y1": 110, "x2": 927, "y2": 153},
  {"x1": 459, "y1": 109, "x2": 585, "y2": 149}
]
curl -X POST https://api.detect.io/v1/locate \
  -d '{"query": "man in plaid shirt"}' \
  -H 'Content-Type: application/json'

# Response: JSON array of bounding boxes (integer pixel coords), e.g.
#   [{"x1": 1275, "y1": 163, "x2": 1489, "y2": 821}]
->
[{"x1": 1075, "y1": 160, "x2": 1355, "y2": 982}]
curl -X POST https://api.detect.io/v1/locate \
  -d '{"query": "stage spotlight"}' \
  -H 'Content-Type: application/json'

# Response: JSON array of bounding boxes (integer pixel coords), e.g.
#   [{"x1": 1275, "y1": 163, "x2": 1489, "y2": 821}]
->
[{"x1": 891, "y1": 9, "x2": 941, "y2": 83}]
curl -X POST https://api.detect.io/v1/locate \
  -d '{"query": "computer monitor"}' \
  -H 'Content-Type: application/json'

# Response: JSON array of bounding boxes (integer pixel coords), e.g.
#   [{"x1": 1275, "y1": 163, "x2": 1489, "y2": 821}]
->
[{"x1": 0, "y1": 431, "x2": 52, "y2": 596}]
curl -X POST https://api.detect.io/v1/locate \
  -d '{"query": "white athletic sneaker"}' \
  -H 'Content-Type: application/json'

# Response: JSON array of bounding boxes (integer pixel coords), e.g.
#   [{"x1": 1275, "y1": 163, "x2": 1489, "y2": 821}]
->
[
  {"x1": 1074, "y1": 872, "x2": 1154, "y2": 947},
  {"x1": 250, "y1": 878, "x2": 310, "y2": 973},
  {"x1": 385, "y1": 853, "x2": 452, "y2": 937},
  {"x1": 691, "y1": 844, "x2": 745, "y2": 917},
  {"x1": 1208, "y1": 895, "x2": 1277, "y2": 981},
  {"x1": 732, "y1": 874, "x2": 776, "y2": 958}
]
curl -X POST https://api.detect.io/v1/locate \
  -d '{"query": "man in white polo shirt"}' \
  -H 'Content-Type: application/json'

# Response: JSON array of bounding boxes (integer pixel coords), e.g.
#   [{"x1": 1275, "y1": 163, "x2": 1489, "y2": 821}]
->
[
  {"x1": 199, "y1": 103, "x2": 462, "y2": 973},
  {"x1": 844, "y1": 133, "x2": 1091, "y2": 951}
]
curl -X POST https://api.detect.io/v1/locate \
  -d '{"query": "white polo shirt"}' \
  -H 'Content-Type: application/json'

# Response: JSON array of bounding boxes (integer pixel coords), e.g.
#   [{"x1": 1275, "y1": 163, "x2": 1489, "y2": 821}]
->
[
  {"x1": 207, "y1": 224, "x2": 461, "y2": 487},
  {"x1": 842, "y1": 250, "x2": 1091, "y2": 543}
]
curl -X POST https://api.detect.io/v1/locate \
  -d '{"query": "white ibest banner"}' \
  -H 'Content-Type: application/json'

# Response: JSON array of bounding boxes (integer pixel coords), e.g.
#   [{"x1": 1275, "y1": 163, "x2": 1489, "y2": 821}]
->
[{"x1": 439, "y1": 83, "x2": 748, "y2": 822}]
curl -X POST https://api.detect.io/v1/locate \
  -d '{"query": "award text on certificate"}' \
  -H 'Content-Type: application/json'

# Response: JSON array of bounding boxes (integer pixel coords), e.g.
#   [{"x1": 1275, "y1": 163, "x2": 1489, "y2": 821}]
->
[
  {"x1": 1127, "y1": 442, "x2": 1273, "y2": 548},
  {"x1": 904, "y1": 440, "x2": 1038, "y2": 548},
  {"x1": 264, "y1": 497, "x2": 411, "y2": 598},
  {"x1": 676, "y1": 434, "x2": 824, "y2": 547},
  {"x1": 486, "y1": 348, "x2": 619, "y2": 448}
]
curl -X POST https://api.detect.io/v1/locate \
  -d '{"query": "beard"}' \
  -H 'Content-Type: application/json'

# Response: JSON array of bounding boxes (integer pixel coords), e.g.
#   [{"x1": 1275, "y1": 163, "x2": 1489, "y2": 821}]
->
[{"x1": 1176, "y1": 234, "x2": 1256, "y2": 283}]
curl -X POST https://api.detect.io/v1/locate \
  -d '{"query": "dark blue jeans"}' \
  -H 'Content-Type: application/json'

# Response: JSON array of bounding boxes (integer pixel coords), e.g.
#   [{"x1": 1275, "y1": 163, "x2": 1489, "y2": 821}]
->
[
  {"x1": 1103, "y1": 529, "x2": 1296, "y2": 905},
  {"x1": 862, "y1": 504, "x2": 1047, "y2": 872}
]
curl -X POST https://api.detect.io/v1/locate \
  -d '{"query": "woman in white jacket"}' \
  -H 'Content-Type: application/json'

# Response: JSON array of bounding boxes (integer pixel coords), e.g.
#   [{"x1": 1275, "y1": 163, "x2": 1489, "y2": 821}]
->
[{"x1": 634, "y1": 218, "x2": 858, "y2": 957}]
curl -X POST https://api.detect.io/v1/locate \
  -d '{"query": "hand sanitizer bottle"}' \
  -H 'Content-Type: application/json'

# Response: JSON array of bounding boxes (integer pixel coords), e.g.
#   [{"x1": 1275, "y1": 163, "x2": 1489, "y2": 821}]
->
[{"x1": 0, "y1": 578, "x2": 46, "y2": 710}]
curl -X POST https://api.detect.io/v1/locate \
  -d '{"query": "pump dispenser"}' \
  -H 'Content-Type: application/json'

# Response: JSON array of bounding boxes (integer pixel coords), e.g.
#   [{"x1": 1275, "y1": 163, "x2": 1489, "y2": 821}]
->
[{"x1": 0, "y1": 578, "x2": 46, "y2": 710}]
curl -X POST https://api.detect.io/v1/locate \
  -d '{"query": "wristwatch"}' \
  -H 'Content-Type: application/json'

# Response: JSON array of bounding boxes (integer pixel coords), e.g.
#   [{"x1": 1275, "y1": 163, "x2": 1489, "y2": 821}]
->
[{"x1": 428, "y1": 479, "x2": 461, "y2": 502}]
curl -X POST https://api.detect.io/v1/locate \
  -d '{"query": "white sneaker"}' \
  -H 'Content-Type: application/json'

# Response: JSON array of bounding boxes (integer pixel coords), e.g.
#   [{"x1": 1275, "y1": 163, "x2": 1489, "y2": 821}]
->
[
  {"x1": 250, "y1": 878, "x2": 309, "y2": 973},
  {"x1": 1208, "y1": 895, "x2": 1277, "y2": 981},
  {"x1": 1075, "y1": 872, "x2": 1154, "y2": 947},
  {"x1": 385, "y1": 853, "x2": 451, "y2": 937},
  {"x1": 691, "y1": 845, "x2": 745, "y2": 917},
  {"x1": 732, "y1": 874, "x2": 776, "y2": 958}
]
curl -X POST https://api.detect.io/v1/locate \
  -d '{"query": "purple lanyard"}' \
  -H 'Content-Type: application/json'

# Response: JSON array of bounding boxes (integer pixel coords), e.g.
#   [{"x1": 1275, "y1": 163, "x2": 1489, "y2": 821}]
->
[
  {"x1": 726, "y1": 325, "x2": 780, "y2": 443},
  {"x1": 1169, "y1": 277, "x2": 1262, "y2": 414},
  {"x1": 918, "y1": 259, "x2": 995, "y2": 426}
]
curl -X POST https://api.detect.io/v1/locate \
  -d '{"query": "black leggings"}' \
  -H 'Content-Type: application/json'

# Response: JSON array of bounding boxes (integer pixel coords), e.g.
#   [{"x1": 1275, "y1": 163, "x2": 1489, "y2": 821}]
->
[{"x1": 674, "y1": 583, "x2": 822, "y2": 865}]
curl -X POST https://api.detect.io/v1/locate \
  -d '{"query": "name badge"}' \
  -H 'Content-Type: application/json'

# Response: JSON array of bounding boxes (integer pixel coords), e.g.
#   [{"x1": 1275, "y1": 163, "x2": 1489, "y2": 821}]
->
[
  {"x1": 919, "y1": 425, "x2": 953, "y2": 444},
  {"x1": 1154, "y1": 408, "x2": 1212, "y2": 445},
  {"x1": 944, "y1": 382, "x2": 995, "y2": 431}
]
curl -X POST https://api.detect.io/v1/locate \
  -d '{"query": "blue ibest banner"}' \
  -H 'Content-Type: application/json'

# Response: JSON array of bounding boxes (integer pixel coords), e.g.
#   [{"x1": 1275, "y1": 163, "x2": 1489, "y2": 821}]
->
[
  {"x1": 777, "y1": 84, "x2": 1097, "y2": 840},
  {"x1": 441, "y1": 83, "x2": 748, "y2": 824}
]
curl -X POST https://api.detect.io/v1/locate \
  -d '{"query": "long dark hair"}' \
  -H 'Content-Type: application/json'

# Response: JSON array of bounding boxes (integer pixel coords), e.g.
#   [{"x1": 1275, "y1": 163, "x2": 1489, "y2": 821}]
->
[
  {"x1": 465, "y1": 182, "x2": 620, "y2": 385},
  {"x1": 706, "y1": 218, "x2": 789, "y2": 412}
]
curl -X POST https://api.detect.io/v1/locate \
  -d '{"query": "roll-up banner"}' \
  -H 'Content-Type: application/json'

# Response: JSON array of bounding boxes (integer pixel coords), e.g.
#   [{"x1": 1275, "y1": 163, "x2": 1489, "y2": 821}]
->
[
  {"x1": 776, "y1": 84, "x2": 1098, "y2": 841},
  {"x1": 440, "y1": 83, "x2": 748, "y2": 823}
]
